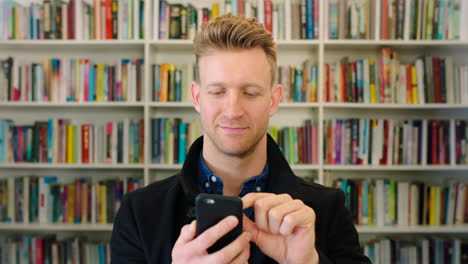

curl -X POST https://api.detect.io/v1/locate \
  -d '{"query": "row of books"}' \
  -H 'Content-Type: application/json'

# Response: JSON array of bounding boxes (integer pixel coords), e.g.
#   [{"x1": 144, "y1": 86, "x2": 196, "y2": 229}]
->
[
  {"x1": 4, "y1": 118, "x2": 467, "y2": 166},
  {"x1": 1, "y1": 176, "x2": 143, "y2": 224},
  {"x1": 152, "y1": 64, "x2": 194, "y2": 102},
  {"x1": 323, "y1": 119, "x2": 468, "y2": 165},
  {"x1": 151, "y1": 118, "x2": 202, "y2": 164},
  {"x1": 380, "y1": 0, "x2": 464, "y2": 40},
  {"x1": 2, "y1": 53, "x2": 466, "y2": 105},
  {"x1": 327, "y1": 0, "x2": 465, "y2": 41},
  {"x1": 0, "y1": 0, "x2": 145, "y2": 40},
  {"x1": 0, "y1": 176, "x2": 143, "y2": 224},
  {"x1": 277, "y1": 61, "x2": 318, "y2": 103},
  {"x1": 3, "y1": 117, "x2": 467, "y2": 166},
  {"x1": 152, "y1": 61, "x2": 318, "y2": 103},
  {"x1": 157, "y1": 0, "x2": 319, "y2": 40},
  {"x1": 363, "y1": 238, "x2": 468, "y2": 264},
  {"x1": 269, "y1": 120, "x2": 318, "y2": 165},
  {"x1": 324, "y1": 49, "x2": 468, "y2": 104},
  {"x1": 3, "y1": 0, "x2": 467, "y2": 41},
  {"x1": 328, "y1": 0, "x2": 374, "y2": 39},
  {"x1": 151, "y1": 118, "x2": 319, "y2": 165},
  {"x1": 335, "y1": 179, "x2": 467, "y2": 226},
  {"x1": 1, "y1": 235, "x2": 109, "y2": 264},
  {"x1": 0, "y1": 57, "x2": 145, "y2": 103},
  {"x1": 0, "y1": 119, "x2": 145, "y2": 164}
]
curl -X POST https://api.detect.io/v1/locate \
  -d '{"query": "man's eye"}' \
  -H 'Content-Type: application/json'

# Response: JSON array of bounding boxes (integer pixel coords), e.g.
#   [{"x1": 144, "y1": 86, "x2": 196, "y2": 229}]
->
[
  {"x1": 210, "y1": 91, "x2": 224, "y2": 95},
  {"x1": 245, "y1": 92, "x2": 257, "y2": 97}
]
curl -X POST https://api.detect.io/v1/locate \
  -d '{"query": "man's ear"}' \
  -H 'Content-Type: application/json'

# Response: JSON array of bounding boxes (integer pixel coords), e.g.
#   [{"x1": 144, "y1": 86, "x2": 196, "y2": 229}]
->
[
  {"x1": 269, "y1": 84, "x2": 283, "y2": 116},
  {"x1": 191, "y1": 81, "x2": 201, "y2": 113}
]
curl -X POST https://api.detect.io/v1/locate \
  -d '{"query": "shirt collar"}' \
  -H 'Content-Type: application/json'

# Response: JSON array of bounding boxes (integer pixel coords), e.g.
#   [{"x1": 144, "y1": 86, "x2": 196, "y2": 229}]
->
[{"x1": 198, "y1": 152, "x2": 269, "y2": 197}]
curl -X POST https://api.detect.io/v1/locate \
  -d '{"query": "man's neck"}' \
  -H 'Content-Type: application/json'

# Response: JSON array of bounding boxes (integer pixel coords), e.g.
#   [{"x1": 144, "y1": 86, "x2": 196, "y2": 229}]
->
[{"x1": 202, "y1": 135, "x2": 268, "y2": 196}]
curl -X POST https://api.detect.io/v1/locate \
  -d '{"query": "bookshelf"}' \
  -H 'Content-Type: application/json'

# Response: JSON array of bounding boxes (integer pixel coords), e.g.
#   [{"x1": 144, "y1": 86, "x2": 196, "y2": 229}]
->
[
  {"x1": 356, "y1": 225, "x2": 468, "y2": 234},
  {"x1": 0, "y1": 223, "x2": 113, "y2": 232},
  {"x1": 1, "y1": 0, "x2": 468, "y2": 254}
]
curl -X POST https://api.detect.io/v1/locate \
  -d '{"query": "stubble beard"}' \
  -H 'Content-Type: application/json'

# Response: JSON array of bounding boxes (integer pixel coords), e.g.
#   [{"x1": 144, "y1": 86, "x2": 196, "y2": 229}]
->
[{"x1": 205, "y1": 128, "x2": 266, "y2": 159}]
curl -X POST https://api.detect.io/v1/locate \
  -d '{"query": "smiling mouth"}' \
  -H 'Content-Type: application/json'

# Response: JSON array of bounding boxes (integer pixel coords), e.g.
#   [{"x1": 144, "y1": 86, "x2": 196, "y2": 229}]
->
[{"x1": 220, "y1": 126, "x2": 248, "y2": 133}]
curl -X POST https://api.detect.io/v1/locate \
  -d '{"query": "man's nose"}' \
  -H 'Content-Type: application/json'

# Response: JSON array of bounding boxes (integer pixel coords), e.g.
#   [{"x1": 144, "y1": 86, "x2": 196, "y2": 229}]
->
[{"x1": 224, "y1": 93, "x2": 244, "y2": 119}]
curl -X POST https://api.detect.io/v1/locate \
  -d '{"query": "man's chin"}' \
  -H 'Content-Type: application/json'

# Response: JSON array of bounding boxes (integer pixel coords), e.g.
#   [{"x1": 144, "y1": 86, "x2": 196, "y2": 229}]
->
[{"x1": 218, "y1": 145, "x2": 253, "y2": 158}]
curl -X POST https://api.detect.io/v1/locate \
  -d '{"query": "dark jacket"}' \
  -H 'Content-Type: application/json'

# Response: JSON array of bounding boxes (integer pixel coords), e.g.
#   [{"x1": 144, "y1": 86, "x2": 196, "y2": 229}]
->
[{"x1": 111, "y1": 135, "x2": 371, "y2": 263}]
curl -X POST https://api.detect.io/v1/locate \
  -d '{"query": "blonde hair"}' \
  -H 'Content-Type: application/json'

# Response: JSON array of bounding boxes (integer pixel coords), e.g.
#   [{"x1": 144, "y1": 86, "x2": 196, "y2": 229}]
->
[{"x1": 193, "y1": 13, "x2": 277, "y2": 85}]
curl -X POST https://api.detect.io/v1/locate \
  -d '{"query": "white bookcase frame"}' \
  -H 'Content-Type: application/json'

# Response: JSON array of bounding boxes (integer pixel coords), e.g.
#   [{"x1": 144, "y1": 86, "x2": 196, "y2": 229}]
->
[{"x1": 0, "y1": 0, "x2": 467, "y2": 234}]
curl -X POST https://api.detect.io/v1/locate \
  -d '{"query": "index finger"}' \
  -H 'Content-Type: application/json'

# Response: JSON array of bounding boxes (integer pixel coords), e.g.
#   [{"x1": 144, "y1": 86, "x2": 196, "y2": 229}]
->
[
  {"x1": 241, "y1": 193, "x2": 274, "y2": 209},
  {"x1": 174, "y1": 220, "x2": 196, "y2": 246}
]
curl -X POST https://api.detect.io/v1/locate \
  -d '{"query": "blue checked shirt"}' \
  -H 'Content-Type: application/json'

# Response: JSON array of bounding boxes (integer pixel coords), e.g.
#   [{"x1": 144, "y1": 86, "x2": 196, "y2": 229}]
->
[{"x1": 198, "y1": 152, "x2": 269, "y2": 219}]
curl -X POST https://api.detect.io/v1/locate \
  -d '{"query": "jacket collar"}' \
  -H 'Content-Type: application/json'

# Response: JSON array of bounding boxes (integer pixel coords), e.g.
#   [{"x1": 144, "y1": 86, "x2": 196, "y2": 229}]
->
[{"x1": 178, "y1": 134, "x2": 299, "y2": 202}]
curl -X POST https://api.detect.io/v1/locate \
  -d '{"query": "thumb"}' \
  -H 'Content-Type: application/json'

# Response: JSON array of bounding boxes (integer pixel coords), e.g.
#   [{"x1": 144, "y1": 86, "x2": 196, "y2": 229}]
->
[{"x1": 243, "y1": 215, "x2": 259, "y2": 244}]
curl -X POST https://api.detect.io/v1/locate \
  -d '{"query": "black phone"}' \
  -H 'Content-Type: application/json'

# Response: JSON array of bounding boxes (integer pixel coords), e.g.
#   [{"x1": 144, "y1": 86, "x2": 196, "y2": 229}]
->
[{"x1": 195, "y1": 193, "x2": 243, "y2": 253}]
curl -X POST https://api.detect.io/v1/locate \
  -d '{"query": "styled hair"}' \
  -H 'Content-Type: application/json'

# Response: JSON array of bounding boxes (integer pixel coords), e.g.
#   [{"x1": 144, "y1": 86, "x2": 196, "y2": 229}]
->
[{"x1": 193, "y1": 13, "x2": 277, "y2": 85}]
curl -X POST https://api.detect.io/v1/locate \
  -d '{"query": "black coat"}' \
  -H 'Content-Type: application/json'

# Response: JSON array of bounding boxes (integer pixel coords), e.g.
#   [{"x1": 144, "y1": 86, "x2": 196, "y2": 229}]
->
[{"x1": 111, "y1": 135, "x2": 371, "y2": 263}]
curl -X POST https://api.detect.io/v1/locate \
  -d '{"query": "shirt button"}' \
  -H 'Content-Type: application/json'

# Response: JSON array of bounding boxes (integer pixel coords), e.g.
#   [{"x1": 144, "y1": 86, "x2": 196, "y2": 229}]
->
[
  {"x1": 210, "y1": 176, "x2": 217, "y2": 182},
  {"x1": 205, "y1": 182, "x2": 210, "y2": 188},
  {"x1": 256, "y1": 186, "x2": 261, "y2": 192}
]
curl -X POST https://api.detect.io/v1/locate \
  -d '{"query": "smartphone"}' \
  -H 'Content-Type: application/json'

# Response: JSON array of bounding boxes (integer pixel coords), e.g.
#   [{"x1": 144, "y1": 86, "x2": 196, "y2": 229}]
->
[{"x1": 195, "y1": 193, "x2": 243, "y2": 253}]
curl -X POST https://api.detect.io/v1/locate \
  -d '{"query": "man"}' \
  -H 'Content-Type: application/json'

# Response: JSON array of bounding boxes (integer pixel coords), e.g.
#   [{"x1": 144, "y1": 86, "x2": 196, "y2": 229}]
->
[{"x1": 111, "y1": 14, "x2": 370, "y2": 264}]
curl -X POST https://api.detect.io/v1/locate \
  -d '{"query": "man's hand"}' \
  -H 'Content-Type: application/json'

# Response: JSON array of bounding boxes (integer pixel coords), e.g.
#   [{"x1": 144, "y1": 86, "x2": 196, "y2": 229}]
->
[
  {"x1": 242, "y1": 193, "x2": 319, "y2": 264},
  {"x1": 172, "y1": 216, "x2": 252, "y2": 264}
]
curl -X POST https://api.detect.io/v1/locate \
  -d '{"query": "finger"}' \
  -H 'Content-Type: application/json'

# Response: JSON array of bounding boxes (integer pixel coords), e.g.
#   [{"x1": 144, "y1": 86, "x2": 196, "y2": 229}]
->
[
  {"x1": 242, "y1": 215, "x2": 259, "y2": 244},
  {"x1": 174, "y1": 220, "x2": 196, "y2": 246},
  {"x1": 268, "y1": 199, "x2": 304, "y2": 234},
  {"x1": 209, "y1": 232, "x2": 251, "y2": 263},
  {"x1": 242, "y1": 193, "x2": 273, "y2": 209},
  {"x1": 279, "y1": 207, "x2": 316, "y2": 236},
  {"x1": 253, "y1": 194, "x2": 293, "y2": 232},
  {"x1": 229, "y1": 243, "x2": 251, "y2": 264},
  {"x1": 189, "y1": 215, "x2": 239, "y2": 254},
  {"x1": 243, "y1": 214, "x2": 278, "y2": 255}
]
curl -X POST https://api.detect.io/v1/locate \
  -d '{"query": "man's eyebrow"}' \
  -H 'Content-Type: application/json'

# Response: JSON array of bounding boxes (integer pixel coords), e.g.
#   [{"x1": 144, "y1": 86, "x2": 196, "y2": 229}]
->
[
  {"x1": 206, "y1": 82, "x2": 226, "y2": 88},
  {"x1": 206, "y1": 82, "x2": 265, "y2": 89}
]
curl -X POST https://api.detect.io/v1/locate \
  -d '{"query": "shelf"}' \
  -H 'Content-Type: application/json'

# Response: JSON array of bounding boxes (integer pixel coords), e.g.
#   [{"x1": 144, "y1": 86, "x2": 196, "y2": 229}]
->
[
  {"x1": 0, "y1": 223, "x2": 113, "y2": 231},
  {"x1": 323, "y1": 165, "x2": 468, "y2": 171},
  {"x1": 0, "y1": 40, "x2": 145, "y2": 48},
  {"x1": 149, "y1": 164, "x2": 468, "y2": 172},
  {"x1": 149, "y1": 39, "x2": 193, "y2": 47},
  {"x1": 279, "y1": 103, "x2": 320, "y2": 108},
  {"x1": 148, "y1": 164, "x2": 183, "y2": 170},
  {"x1": 324, "y1": 39, "x2": 468, "y2": 48},
  {"x1": 291, "y1": 164, "x2": 320, "y2": 170},
  {"x1": 149, "y1": 39, "x2": 321, "y2": 48},
  {"x1": 322, "y1": 103, "x2": 468, "y2": 109},
  {"x1": 1, "y1": 223, "x2": 465, "y2": 233},
  {"x1": 148, "y1": 102, "x2": 468, "y2": 109},
  {"x1": 1, "y1": 39, "x2": 467, "y2": 48},
  {"x1": 0, "y1": 163, "x2": 145, "y2": 169},
  {"x1": 148, "y1": 102, "x2": 193, "y2": 107},
  {"x1": 0, "y1": 102, "x2": 145, "y2": 108},
  {"x1": 276, "y1": 39, "x2": 321, "y2": 48},
  {"x1": 148, "y1": 102, "x2": 320, "y2": 108},
  {"x1": 357, "y1": 225, "x2": 468, "y2": 234},
  {"x1": 4, "y1": 102, "x2": 463, "y2": 109},
  {"x1": 148, "y1": 164, "x2": 319, "y2": 170}
]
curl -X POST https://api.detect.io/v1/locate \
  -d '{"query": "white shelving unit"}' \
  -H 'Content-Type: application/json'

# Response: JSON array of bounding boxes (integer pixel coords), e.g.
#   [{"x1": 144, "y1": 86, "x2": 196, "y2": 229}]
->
[
  {"x1": 0, "y1": 223, "x2": 113, "y2": 232},
  {"x1": 356, "y1": 225, "x2": 468, "y2": 234},
  {"x1": 1, "y1": 0, "x2": 468, "y2": 236}
]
